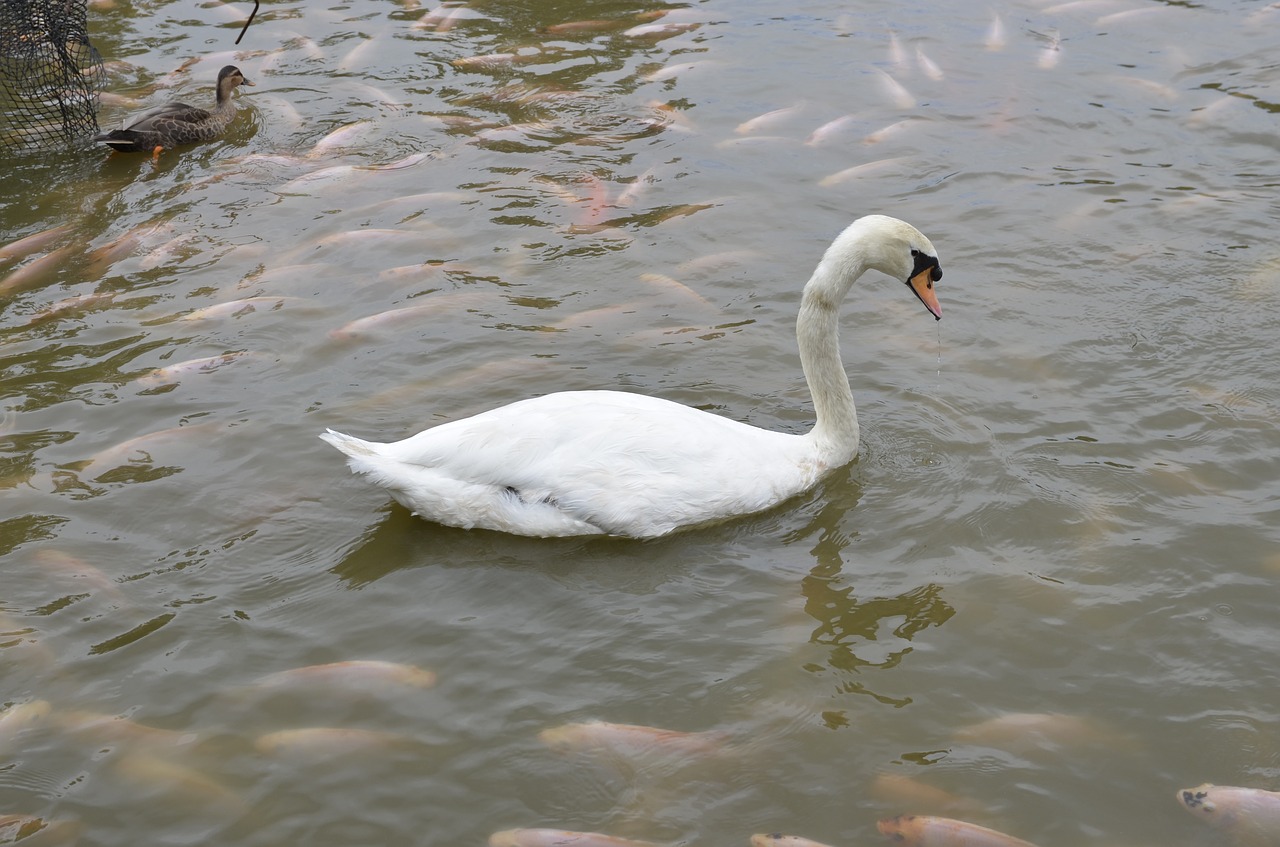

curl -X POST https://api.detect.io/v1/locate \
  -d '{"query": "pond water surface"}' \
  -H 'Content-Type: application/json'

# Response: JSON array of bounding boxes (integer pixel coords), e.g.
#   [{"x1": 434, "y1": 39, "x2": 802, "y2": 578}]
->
[{"x1": 2, "y1": 1, "x2": 1279, "y2": 846}]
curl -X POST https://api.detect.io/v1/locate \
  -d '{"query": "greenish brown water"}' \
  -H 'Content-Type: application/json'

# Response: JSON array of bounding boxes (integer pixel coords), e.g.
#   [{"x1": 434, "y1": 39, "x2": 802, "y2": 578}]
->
[{"x1": 3, "y1": 1, "x2": 1279, "y2": 845}]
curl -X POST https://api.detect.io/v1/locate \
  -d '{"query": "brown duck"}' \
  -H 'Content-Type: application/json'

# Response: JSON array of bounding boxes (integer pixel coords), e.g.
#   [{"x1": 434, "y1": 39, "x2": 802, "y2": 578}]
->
[{"x1": 94, "y1": 65, "x2": 254, "y2": 156}]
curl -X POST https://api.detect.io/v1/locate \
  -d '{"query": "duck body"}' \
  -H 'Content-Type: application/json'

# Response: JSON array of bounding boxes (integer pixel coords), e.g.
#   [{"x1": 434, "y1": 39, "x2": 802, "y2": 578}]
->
[
  {"x1": 322, "y1": 215, "x2": 944, "y2": 538},
  {"x1": 93, "y1": 65, "x2": 252, "y2": 154}
]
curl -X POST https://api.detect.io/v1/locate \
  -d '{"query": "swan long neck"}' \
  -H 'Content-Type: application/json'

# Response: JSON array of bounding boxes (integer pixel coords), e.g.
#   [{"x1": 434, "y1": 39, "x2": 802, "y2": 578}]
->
[{"x1": 797, "y1": 245, "x2": 868, "y2": 465}]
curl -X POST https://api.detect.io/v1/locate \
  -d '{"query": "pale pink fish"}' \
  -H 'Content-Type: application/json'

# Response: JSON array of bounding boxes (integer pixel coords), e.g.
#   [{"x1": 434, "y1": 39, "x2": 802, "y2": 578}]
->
[
  {"x1": 254, "y1": 659, "x2": 437, "y2": 691},
  {"x1": 266, "y1": 32, "x2": 324, "y2": 64},
  {"x1": 457, "y1": 81, "x2": 569, "y2": 106},
  {"x1": 376, "y1": 261, "x2": 457, "y2": 283},
  {"x1": 79, "y1": 421, "x2": 222, "y2": 478},
  {"x1": 489, "y1": 829, "x2": 659, "y2": 847},
  {"x1": 674, "y1": 249, "x2": 760, "y2": 275},
  {"x1": 877, "y1": 816, "x2": 1040, "y2": 847},
  {"x1": 806, "y1": 114, "x2": 859, "y2": 146},
  {"x1": 643, "y1": 59, "x2": 719, "y2": 83},
  {"x1": 546, "y1": 19, "x2": 634, "y2": 34},
  {"x1": 413, "y1": 4, "x2": 453, "y2": 28},
  {"x1": 870, "y1": 773, "x2": 982, "y2": 816},
  {"x1": 532, "y1": 174, "x2": 583, "y2": 204},
  {"x1": 637, "y1": 273, "x2": 714, "y2": 308},
  {"x1": 623, "y1": 21, "x2": 700, "y2": 39},
  {"x1": 951, "y1": 712, "x2": 1131, "y2": 753},
  {"x1": 222, "y1": 152, "x2": 311, "y2": 169},
  {"x1": 346, "y1": 81, "x2": 408, "y2": 110},
  {"x1": 416, "y1": 4, "x2": 488, "y2": 32},
  {"x1": 330, "y1": 295, "x2": 487, "y2": 341},
  {"x1": 818, "y1": 156, "x2": 911, "y2": 188},
  {"x1": 56, "y1": 709, "x2": 197, "y2": 747},
  {"x1": 863, "y1": 118, "x2": 919, "y2": 145},
  {"x1": 886, "y1": 29, "x2": 907, "y2": 70},
  {"x1": 26, "y1": 291, "x2": 116, "y2": 325},
  {"x1": 644, "y1": 100, "x2": 696, "y2": 133},
  {"x1": 735, "y1": 104, "x2": 805, "y2": 135},
  {"x1": 423, "y1": 113, "x2": 501, "y2": 133},
  {"x1": 288, "y1": 34, "x2": 325, "y2": 60},
  {"x1": 137, "y1": 351, "x2": 253, "y2": 388},
  {"x1": 0, "y1": 245, "x2": 79, "y2": 296},
  {"x1": 538, "y1": 720, "x2": 725, "y2": 757},
  {"x1": 471, "y1": 121, "x2": 555, "y2": 145},
  {"x1": 32, "y1": 549, "x2": 122, "y2": 597},
  {"x1": 453, "y1": 52, "x2": 520, "y2": 69},
  {"x1": 179, "y1": 296, "x2": 298, "y2": 322},
  {"x1": 288, "y1": 228, "x2": 421, "y2": 262},
  {"x1": 279, "y1": 163, "x2": 360, "y2": 192},
  {"x1": 1177, "y1": 784, "x2": 1280, "y2": 846},
  {"x1": 985, "y1": 12, "x2": 1006, "y2": 51},
  {"x1": 97, "y1": 90, "x2": 142, "y2": 108},
  {"x1": 550, "y1": 303, "x2": 638, "y2": 331},
  {"x1": 83, "y1": 220, "x2": 173, "y2": 277},
  {"x1": 0, "y1": 223, "x2": 72, "y2": 263},
  {"x1": 429, "y1": 5, "x2": 469, "y2": 32},
  {"x1": 650, "y1": 203, "x2": 715, "y2": 226},
  {"x1": 873, "y1": 68, "x2": 915, "y2": 109},
  {"x1": 0, "y1": 700, "x2": 52, "y2": 746},
  {"x1": 349, "y1": 357, "x2": 550, "y2": 413},
  {"x1": 614, "y1": 170, "x2": 653, "y2": 208},
  {"x1": 238, "y1": 262, "x2": 331, "y2": 290},
  {"x1": 1036, "y1": 32, "x2": 1061, "y2": 70},
  {"x1": 1107, "y1": 75, "x2": 1178, "y2": 101},
  {"x1": 916, "y1": 44, "x2": 944, "y2": 81},
  {"x1": 361, "y1": 151, "x2": 435, "y2": 171},
  {"x1": 254, "y1": 727, "x2": 404, "y2": 755},
  {"x1": 751, "y1": 834, "x2": 838, "y2": 847},
  {"x1": 138, "y1": 231, "x2": 202, "y2": 271},
  {"x1": 576, "y1": 174, "x2": 612, "y2": 227},
  {"x1": 1246, "y1": 3, "x2": 1280, "y2": 25},
  {"x1": 199, "y1": 0, "x2": 248, "y2": 24},
  {"x1": 1187, "y1": 94, "x2": 1241, "y2": 129},
  {"x1": 113, "y1": 753, "x2": 243, "y2": 810},
  {"x1": 338, "y1": 37, "x2": 381, "y2": 72},
  {"x1": 308, "y1": 120, "x2": 376, "y2": 157},
  {"x1": 717, "y1": 133, "x2": 791, "y2": 149},
  {"x1": 253, "y1": 94, "x2": 305, "y2": 131}
]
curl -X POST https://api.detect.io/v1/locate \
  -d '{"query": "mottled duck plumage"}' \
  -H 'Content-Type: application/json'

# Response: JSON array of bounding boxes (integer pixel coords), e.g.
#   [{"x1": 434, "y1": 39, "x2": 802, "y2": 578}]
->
[{"x1": 93, "y1": 65, "x2": 253, "y2": 155}]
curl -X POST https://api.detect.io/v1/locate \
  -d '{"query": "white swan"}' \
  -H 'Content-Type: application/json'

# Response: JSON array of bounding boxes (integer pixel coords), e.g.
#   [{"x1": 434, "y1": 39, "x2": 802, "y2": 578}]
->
[{"x1": 320, "y1": 214, "x2": 943, "y2": 538}]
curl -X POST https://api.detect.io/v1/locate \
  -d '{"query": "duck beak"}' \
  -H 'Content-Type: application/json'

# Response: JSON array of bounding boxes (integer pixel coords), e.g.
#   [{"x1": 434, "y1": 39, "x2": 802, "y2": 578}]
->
[
  {"x1": 908, "y1": 268, "x2": 942, "y2": 320},
  {"x1": 242, "y1": 77, "x2": 256, "y2": 87}
]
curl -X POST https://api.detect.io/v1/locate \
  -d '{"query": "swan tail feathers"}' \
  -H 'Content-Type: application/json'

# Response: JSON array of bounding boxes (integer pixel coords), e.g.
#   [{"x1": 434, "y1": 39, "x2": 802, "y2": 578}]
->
[
  {"x1": 319, "y1": 429, "x2": 406, "y2": 484},
  {"x1": 319, "y1": 428, "x2": 381, "y2": 459}
]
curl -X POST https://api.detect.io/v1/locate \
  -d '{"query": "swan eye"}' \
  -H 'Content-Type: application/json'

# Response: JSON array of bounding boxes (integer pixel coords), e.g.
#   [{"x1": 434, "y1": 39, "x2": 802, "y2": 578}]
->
[{"x1": 909, "y1": 249, "x2": 941, "y2": 284}]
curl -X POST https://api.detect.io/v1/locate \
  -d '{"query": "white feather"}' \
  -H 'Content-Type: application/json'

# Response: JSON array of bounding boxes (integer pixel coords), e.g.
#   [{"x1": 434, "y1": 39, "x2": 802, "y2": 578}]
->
[{"x1": 321, "y1": 215, "x2": 942, "y2": 538}]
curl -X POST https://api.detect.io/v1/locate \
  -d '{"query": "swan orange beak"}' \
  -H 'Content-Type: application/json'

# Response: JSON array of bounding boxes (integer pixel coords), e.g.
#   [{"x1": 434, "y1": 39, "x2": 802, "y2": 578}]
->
[{"x1": 908, "y1": 268, "x2": 942, "y2": 320}]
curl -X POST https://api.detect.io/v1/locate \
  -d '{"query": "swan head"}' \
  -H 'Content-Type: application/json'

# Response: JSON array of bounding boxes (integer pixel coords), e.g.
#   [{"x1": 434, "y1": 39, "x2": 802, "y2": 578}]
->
[{"x1": 834, "y1": 215, "x2": 943, "y2": 320}]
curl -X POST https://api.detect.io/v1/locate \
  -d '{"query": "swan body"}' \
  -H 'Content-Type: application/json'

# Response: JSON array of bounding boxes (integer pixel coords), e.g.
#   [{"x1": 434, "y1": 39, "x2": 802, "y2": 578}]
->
[{"x1": 321, "y1": 214, "x2": 943, "y2": 538}]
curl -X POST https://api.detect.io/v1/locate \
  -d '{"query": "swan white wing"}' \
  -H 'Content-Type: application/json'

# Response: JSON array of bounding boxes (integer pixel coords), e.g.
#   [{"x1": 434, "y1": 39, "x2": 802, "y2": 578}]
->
[{"x1": 347, "y1": 390, "x2": 823, "y2": 537}]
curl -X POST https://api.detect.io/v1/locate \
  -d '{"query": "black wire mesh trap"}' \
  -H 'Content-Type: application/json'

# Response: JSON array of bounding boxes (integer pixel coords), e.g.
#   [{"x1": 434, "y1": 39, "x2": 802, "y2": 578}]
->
[{"x1": 0, "y1": 0, "x2": 104, "y2": 149}]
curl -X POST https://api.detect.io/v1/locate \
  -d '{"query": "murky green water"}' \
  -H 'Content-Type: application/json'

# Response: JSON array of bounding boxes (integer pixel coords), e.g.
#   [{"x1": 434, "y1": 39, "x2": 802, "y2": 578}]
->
[{"x1": 3, "y1": 1, "x2": 1279, "y2": 845}]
